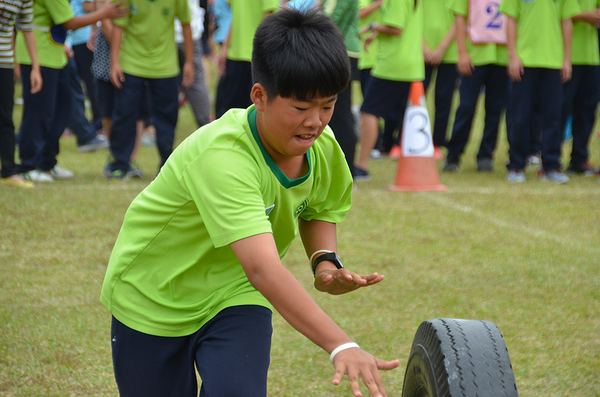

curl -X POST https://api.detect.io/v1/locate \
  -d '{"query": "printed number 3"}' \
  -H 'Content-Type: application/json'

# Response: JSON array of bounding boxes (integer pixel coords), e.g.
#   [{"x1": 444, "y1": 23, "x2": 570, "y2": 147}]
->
[{"x1": 485, "y1": 2, "x2": 503, "y2": 29}]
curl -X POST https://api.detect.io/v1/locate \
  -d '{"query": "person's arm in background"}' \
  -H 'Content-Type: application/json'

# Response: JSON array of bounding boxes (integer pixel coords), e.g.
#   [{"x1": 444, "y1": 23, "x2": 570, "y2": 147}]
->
[
  {"x1": 62, "y1": 0, "x2": 128, "y2": 31},
  {"x1": 506, "y1": 16, "x2": 523, "y2": 81},
  {"x1": 561, "y1": 17, "x2": 573, "y2": 83},
  {"x1": 454, "y1": 14, "x2": 474, "y2": 76},
  {"x1": 181, "y1": 22, "x2": 195, "y2": 87}
]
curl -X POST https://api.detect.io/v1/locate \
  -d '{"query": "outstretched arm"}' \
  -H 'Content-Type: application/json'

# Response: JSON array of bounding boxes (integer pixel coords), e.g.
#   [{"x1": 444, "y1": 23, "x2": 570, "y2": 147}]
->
[
  {"x1": 230, "y1": 232, "x2": 399, "y2": 397},
  {"x1": 298, "y1": 219, "x2": 384, "y2": 295}
]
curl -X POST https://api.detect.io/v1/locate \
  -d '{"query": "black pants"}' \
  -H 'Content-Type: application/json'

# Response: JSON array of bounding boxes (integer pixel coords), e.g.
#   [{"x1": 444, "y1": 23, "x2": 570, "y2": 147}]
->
[
  {"x1": 561, "y1": 64, "x2": 600, "y2": 166},
  {"x1": 328, "y1": 57, "x2": 358, "y2": 177},
  {"x1": 446, "y1": 64, "x2": 508, "y2": 163},
  {"x1": 214, "y1": 60, "x2": 253, "y2": 118},
  {"x1": 0, "y1": 68, "x2": 17, "y2": 178},
  {"x1": 507, "y1": 68, "x2": 562, "y2": 172},
  {"x1": 111, "y1": 306, "x2": 273, "y2": 397},
  {"x1": 423, "y1": 63, "x2": 458, "y2": 148}
]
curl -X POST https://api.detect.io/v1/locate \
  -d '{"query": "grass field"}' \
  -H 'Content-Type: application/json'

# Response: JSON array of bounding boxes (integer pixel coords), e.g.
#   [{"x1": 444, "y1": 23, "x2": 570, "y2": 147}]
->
[{"x1": 1, "y1": 82, "x2": 599, "y2": 396}]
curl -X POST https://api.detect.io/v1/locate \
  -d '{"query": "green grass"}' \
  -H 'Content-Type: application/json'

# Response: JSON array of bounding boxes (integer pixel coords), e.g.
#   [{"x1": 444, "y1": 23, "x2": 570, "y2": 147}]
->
[{"x1": 1, "y1": 81, "x2": 599, "y2": 396}]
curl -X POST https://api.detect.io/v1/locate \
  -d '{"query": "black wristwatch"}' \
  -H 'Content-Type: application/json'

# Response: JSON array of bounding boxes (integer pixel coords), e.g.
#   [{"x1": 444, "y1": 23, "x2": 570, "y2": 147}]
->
[{"x1": 312, "y1": 252, "x2": 344, "y2": 275}]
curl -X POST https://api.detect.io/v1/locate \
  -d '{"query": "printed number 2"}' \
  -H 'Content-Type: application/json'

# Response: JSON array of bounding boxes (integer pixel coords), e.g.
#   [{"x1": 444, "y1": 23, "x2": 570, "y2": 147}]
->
[{"x1": 485, "y1": 2, "x2": 503, "y2": 29}]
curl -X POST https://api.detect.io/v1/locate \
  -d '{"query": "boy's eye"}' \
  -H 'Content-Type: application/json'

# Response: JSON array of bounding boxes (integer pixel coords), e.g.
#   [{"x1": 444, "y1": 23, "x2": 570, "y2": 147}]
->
[{"x1": 294, "y1": 107, "x2": 307, "y2": 111}]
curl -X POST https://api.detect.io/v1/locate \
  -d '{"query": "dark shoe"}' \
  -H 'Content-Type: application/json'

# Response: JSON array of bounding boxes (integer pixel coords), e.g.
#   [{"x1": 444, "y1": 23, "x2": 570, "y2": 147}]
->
[
  {"x1": 354, "y1": 166, "x2": 371, "y2": 181},
  {"x1": 443, "y1": 160, "x2": 459, "y2": 172},
  {"x1": 78, "y1": 135, "x2": 108, "y2": 152},
  {"x1": 477, "y1": 158, "x2": 493, "y2": 172},
  {"x1": 566, "y1": 161, "x2": 598, "y2": 176}
]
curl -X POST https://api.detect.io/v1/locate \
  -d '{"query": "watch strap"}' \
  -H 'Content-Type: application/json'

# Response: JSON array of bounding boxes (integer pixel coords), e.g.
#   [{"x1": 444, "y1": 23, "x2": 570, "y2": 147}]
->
[{"x1": 311, "y1": 252, "x2": 344, "y2": 275}]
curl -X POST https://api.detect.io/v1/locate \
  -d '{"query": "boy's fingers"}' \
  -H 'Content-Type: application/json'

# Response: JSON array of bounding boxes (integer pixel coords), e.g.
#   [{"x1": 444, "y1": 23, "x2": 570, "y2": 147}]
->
[
  {"x1": 376, "y1": 358, "x2": 401, "y2": 371},
  {"x1": 346, "y1": 368, "x2": 364, "y2": 397}
]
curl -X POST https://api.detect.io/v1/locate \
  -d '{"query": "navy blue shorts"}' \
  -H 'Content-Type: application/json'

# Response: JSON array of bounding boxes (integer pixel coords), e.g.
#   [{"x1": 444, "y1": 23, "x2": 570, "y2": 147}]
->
[
  {"x1": 111, "y1": 305, "x2": 273, "y2": 397},
  {"x1": 360, "y1": 77, "x2": 411, "y2": 121}
]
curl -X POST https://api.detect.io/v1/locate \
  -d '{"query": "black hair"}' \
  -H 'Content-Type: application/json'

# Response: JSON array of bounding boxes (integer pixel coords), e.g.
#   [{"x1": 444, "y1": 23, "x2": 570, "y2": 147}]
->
[{"x1": 252, "y1": 8, "x2": 351, "y2": 101}]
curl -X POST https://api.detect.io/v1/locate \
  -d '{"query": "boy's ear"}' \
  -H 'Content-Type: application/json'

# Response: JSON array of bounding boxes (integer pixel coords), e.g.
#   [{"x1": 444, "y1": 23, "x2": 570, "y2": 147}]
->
[{"x1": 251, "y1": 83, "x2": 268, "y2": 111}]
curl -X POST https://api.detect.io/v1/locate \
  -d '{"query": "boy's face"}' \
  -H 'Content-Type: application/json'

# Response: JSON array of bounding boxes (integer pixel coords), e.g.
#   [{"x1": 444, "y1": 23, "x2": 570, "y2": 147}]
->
[{"x1": 252, "y1": 83, "x2": 337, "y2": 162}]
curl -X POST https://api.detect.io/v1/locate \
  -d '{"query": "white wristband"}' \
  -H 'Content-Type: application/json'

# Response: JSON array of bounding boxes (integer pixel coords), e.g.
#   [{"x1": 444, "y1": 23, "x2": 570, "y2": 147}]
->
[
  {"x1": 309, "y1": 250, "x2": 334, "y2": 266},
  {"x1": 329, "y1": 342, "x2": 360, "y2": 363}
]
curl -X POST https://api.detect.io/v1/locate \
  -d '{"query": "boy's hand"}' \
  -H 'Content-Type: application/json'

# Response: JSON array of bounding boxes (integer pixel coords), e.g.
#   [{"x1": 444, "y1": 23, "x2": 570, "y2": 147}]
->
[
  {"x1": 29, "y1": 67, "x2": 43, "y2": 94},
  {"x1": 456, "y1": 52, "x2": 474, "y2": 77},
  {"x1": 508, "y1": 56, "x2": 524, "y2": 82},
  {"x1": 111, "y1": 61, "x2": 125, "y2": 88},
  {"x1": 182, "y1": 60, "x2": 194, "y2": 87},
  {"x1": 561, "y1": 59, "x2": 572, "y2": 83},
  {"x1": 101, "y1": 0, "x2": 129, "y2": 19},
  {"x1": 332, "y1": 347, "x2": 400, "y2": 397},
  {"x1": 314, "y1": 269, "x2": 384, "y2": 295}
]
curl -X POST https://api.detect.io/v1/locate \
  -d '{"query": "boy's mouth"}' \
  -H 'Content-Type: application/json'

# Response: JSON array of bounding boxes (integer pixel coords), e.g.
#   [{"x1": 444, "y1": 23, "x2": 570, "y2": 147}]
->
[{"x1": 296, "y1": 134, "x2": 315, "y2": 141}]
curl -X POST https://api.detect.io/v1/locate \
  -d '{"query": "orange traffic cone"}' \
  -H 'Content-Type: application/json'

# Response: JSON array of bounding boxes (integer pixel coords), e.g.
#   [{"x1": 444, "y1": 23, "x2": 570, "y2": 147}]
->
[{"x1": 388, "y1": 81, "x2": 448, "y2": 192}]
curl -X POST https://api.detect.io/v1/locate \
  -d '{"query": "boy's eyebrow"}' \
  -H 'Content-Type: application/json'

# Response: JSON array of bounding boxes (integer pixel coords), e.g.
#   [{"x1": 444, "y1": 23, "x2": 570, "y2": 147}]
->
[{"x1": 294, "y1": 95, "x2": 338, "y2": 104}]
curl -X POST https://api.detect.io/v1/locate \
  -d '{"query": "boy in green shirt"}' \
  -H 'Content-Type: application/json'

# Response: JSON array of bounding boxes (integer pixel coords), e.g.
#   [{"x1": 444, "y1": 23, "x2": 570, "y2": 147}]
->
[
  {"x1": 102, "y1": 9, "x2": 399, "y2": 396},
  {"x1": 355, "y1": 0, "x2": 425, "y2": 179},
  {"x1": 443, "y1": 0, "x2": 509, "y2": 173},
  {"x1": 105, "y1": 0, "x2": 195, "y2": 179},
  {"x1": 500, "y1": 0, "x2": 581, "y2": 183}
]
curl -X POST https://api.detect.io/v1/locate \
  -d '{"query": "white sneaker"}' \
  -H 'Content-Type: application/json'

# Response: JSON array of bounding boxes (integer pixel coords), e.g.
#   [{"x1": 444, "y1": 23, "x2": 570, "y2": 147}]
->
[
  {"x1": 22, "y1": 170, "x2": 54, "y2": 183},
  {"x1": 49, "y1": 165, "x2": 74, "y2": 180},
  {"x1": 507, "y1": 170, "x2": 526, "y2": 184},
  {"x1": 541, "y1": 169, "x2": 570, "y2": 184}
]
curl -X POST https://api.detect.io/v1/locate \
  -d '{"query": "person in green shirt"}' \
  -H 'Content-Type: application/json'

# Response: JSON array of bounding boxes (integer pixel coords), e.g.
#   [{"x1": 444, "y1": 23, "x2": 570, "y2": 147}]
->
[
  {"x1": 15, "y1": 0, "x2": 127, "y2": 183},
  {"x1": 105, "y1": 0, "x2": 195, "y2": 179},
  {"x1": 561, "y1": 3, "x2": 600, "y2": 175},
  {"x1": 500, "y1": 0, "x2": 581, "y2": 183},
  {"x1": 214, "y1": 0, "x2": 279, "y2": 118},
  {"x1": 101, "y1": 8, "x2": 399, "y2": 396},
  {"x1": 443, "y1": 0, "x2": 509, "y2": 173},
  {"x1": 355, "y1": 0, "x2": 425, "y2": 180}
]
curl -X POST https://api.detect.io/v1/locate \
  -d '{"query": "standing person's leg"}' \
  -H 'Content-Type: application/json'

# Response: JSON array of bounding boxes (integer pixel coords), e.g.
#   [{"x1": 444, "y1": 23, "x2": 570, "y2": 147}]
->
[
  {"x1": 72, "y1": 43, "x2": 101, "y2": 127},
  {"x1": 148, "y1": 76, "x2": 179, "y2": 171},
  {"x1": 568, "y1": 65, "x2": 599, "y2": 172},
  {"x1": 432, "y1": 63, "x2": 458, "y2": 148},
  {"x1": 444, "y1": 66, "x2": 486, "y2": 168},
  {"x1": 65, "y1": 58, "x2": 99, "y2": 147},
  {"x1": 538, "y1": 68, "x2": 563, "y2": 173},
  {"x1": 196, "y1": 306, "x2": 273, "y2": 397},
  {"x1": 39, "y1": 65, "x2": 72, "y2": 175},
  {"x1": 0, "y1": 68, "x2": 17, "y2": 178},
  {"x1": 108, "y1": 74, "x2": 146, "y2": 175},
  {"x1": 328, "y1": 57, "x2": 357, "y2": 177},
  {"x1": 178, "y1": 40, "x2": 212, "y2": 128},
  {"x1": 506, "y1": 68, "x2": 538, "y2": 173},
  {"x1": 477, "y1": 65, "x2": 508, "y2": 162},
  {"x1": 18, "y1": 65, "x2": 60, "y2": 175},
  {"x1": 214, "y1": 60, "x2": 253, "y2": 118}
]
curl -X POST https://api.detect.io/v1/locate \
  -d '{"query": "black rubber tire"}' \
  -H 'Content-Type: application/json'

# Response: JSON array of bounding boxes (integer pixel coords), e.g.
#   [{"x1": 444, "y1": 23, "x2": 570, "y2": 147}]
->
[{"x1": 401, "y1": 318, "x2": 519, "y2": 397}]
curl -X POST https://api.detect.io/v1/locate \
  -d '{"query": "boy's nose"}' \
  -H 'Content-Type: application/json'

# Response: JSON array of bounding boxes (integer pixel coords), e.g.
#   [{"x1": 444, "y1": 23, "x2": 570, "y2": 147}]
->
[{"x1": 303, "y1": 109, "x2": 323, "y2": 129}]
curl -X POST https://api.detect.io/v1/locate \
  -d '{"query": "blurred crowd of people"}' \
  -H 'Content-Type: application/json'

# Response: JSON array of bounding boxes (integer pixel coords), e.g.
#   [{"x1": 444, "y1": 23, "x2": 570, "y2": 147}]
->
[{"x1": 1, "y1": 0, "x2": 600, "y2": 188}]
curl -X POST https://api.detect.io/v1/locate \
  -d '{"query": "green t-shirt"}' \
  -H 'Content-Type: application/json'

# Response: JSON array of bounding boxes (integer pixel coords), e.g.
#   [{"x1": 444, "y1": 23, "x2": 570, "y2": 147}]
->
[
  {"x1": 447, "y1": 0, "x2": 508, "y2": 66},
  {"x1": 372, "y1": 0, "x2": 425, "y2": 81},
  {"x1": 227, "y1": 0, "x2": 279, "y2": 62},
  {"x1": 423, "y1": 0, "x2": 458, "y2": 63},
  {"x1": 15, "y1": 0, "x2": 73, "y2": 69},
  {"x1": 571, "y1": 0, "x2": 600, "y2": 65},
  {"x1": 499, "y1": 0, "x2": 581, "y2": 69},
  {"x1": 101, "y1": 106, "x2": 353, "y2": 337},
  {"x1": 113, "y1": 0, "x2": 192, "y2": 78},
  {"x1": 323, "y1": 0, "x2": 361, "y2": 58},
  {"x1": 358, "y1": 0, "x2": 382, "y2": 70}
]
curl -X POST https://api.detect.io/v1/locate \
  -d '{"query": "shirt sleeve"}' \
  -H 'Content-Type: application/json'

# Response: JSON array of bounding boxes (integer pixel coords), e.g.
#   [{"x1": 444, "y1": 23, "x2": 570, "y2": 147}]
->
[
  {"x1": 49, "y1": 0, "x2": 75, "y2": 25},
  {"x1": 382, "y1": 0, "x2": 410, "y2": 30},
  {"x1": 18, "y1": 0, "x2": 35, "y2": 31},
  {"x1": 176, "y1": 0, "x2": 193, "y2": 24},
  {"x1": 498, "y1": 0, "x2": 520, "y2": 19},
  {"x1": 182, "y1": 147, "x2": 274, "y2": 248},
  {"x1": 561, "y1": 0, "x2": 581, "y2": 20},
  {"x1": 447, "y1": 0, "x2": 467, "y2": 17}
]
